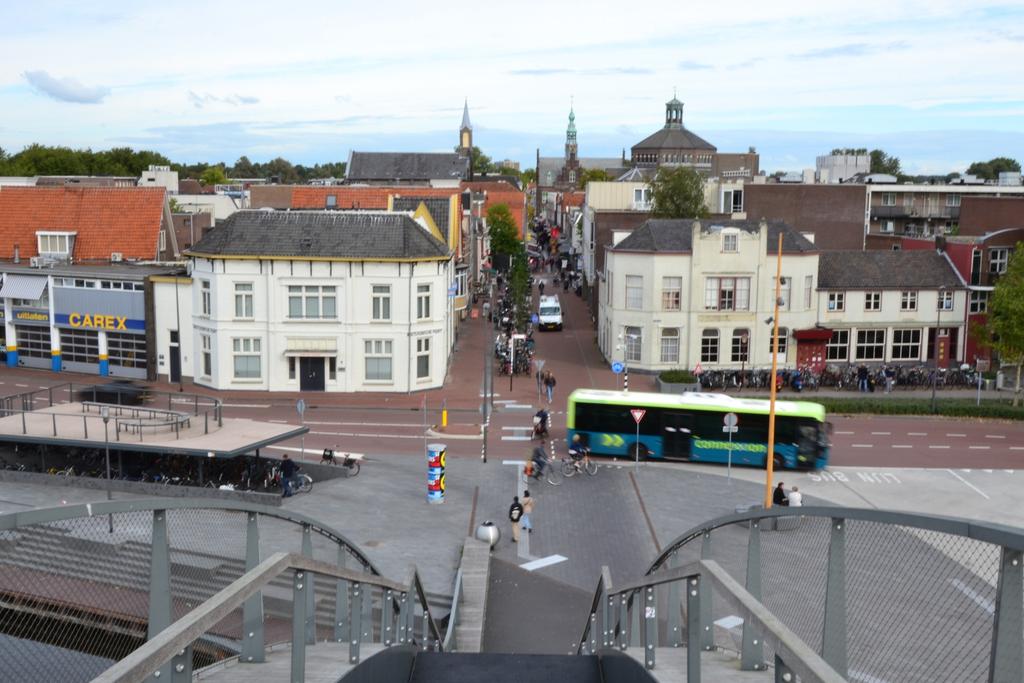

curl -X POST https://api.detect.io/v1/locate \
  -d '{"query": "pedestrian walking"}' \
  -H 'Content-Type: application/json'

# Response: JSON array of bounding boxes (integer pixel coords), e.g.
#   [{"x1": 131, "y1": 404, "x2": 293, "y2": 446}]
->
[
  {"x1": 535, "y1": 367, "x2": 544, "y2": 396},
  {"x1": 857, "y1": 364, "x2": 869, "y2": 393},
  {"x1": 788, "y1": 485, "x2": 803, "y2": 507},
  {"x1": 884, "y1": 365, "x2": 895, "y2": 393},
  {"x1": 772, "y1": 481, "x2": 789, "y2": 507},
  {"x1": 280, "y1": 454, "x2": 297, "y2": 498},
  {"x1": 508, "y1": 496, "x2": 523, "y2": 542},
  {"x1": 538, "y1": 280, "x2": 545, "y2": 296},
  {"x1": 521, "y1": 490, "x2": 535, "y2": 534},
  {"x1": 543, "y1": 371, "x2": 557, "y2": 405}
]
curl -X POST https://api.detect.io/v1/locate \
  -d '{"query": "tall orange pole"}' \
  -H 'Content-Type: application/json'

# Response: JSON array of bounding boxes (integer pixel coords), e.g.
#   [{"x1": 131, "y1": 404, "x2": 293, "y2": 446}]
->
[{"x1": 764, "y1": 233, "x2": 784, "y2": 509}]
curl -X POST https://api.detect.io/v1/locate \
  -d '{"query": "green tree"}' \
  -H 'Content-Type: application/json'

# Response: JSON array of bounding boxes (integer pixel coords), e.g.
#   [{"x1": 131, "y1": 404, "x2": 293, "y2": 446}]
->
[
  {"x1": 982, "y1": 243, "x2": 1024, "y2": 406},
  {"x1": 508, "y1": 250, "x2": 530, "y2": 331},
  {"x1": 458, "y1": 145, "x2": 496, "y2": 175},
  {"x1": 869, "y1": 149, "x2": 902, "y2": 176},
  {"x1": 649, "y1": 166, "x2": 708, "y2": 219},
  {"x1": 520, "y1": 168, "x2": 537, "y2": 186},
  {"x1": 578, "y1": 168, "x2": 612, "y2": 187},
  {"x1": 199, "y1": 165, "x2": 229, "y2": 186},
  {"x1": 486, "y1": 203, "x2": 521, "y2": 257},
  {"x1": 829, "y1": 147, "x2": 868, "y2": 155},
  {"x1": 231, "y1": 156, "x2": 257, "y2": 178},
  {"x1": 966, "y1": 157, "x2": 1021, "y2": 181},
  {"x1": 263, "y1": 157, "x2": 299, "y2": 184}
]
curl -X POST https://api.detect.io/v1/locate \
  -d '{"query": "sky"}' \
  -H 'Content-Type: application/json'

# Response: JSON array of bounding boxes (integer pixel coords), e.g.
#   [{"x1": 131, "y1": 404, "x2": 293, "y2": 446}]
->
[{"x1": 1, "y1": 0, "x2": 1023, "y2": 175}]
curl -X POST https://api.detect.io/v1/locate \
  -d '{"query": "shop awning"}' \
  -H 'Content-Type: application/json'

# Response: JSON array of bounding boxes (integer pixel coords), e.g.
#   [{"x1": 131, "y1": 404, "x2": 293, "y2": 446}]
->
[
  {"x1": 284, "y1": 337, "x2": 338, "y2": 354},
  {"x1": 793, "y1": 328, "x2": 833, "y2": 342},
  {"x1": 0, "y1": 274, "x2": 47, "y2": 301}
]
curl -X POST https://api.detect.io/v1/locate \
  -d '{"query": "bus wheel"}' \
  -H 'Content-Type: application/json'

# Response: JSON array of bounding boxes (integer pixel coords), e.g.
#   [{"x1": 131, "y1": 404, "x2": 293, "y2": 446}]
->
[{"x1": 630, "y1": 443, "x2": 649, "y2": 460}]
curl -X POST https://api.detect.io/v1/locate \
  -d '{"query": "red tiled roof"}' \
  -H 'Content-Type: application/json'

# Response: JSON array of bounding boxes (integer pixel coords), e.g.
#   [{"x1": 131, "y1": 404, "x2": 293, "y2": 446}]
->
[
  {"x1": 563, "y1": 191, "x2": 585, "y2": 207},
  {"x1": 482, "y1": 190, "x2": 527, "y2": 235},
  {"x1": 0, "y1": 187, "x2": 166, "y2": 261}
]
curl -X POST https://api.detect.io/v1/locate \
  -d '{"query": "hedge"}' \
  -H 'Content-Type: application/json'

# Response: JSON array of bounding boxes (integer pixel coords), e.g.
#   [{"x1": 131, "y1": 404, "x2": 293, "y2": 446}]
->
[
  {"x1": 660, "y1": 369, "x2": 697, "y2": 384},
  {"x1": 746, "y1": 395, "x2": 1024, "y2": 420}
]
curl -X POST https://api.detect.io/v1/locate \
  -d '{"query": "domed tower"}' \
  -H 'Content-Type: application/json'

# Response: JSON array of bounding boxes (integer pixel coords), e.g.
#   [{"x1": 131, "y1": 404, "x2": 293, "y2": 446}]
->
[{"x1": 665, "y1": 95, "x2": 684, "y2": 129}]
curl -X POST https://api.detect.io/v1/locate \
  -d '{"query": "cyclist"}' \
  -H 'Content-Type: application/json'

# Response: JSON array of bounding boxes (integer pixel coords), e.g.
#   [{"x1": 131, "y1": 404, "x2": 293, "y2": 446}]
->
[
  {"x1": 532, "y1": 409, "x2": 549, "y2": 440},
  {"x1": 568, "y1": 434, "x2": 591, "y2": 474},
  {"x1": 529, "y1": 445, "x2": 548, "y2": 479}
]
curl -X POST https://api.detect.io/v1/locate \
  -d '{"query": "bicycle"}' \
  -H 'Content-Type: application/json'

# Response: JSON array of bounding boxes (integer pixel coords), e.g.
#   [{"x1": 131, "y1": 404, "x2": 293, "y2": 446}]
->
[
  {"x1": 522, "y1": 452, "x2": 562, "y2": 486},
  {"x1": 265, "y1": 464, "x2": 313, "y2": 494},
  {"x1": 561, "y1": 453, "x2": 598, "y2": 477},
  {"x1": 321, "y1": 448, "x2": 361, "y2": 477}
]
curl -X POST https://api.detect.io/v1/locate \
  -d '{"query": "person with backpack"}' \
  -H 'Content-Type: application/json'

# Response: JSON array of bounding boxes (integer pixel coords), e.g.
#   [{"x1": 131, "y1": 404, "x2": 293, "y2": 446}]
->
[
  {"x1": 543, "y1": 370, "x2": 557, "y2": 405},
  {"x1": 508, "y1": 496, "x2": 523, "y2": 542}
]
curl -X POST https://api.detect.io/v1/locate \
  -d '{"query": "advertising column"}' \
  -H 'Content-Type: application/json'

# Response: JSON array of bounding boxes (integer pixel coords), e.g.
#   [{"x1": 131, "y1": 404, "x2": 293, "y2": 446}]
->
[{"x1": 426, "y1": 443, "x2": 446, "y2": 504}]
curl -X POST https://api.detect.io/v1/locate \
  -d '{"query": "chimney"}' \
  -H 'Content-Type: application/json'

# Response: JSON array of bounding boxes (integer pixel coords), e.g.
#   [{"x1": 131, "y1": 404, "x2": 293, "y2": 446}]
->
[{"x1": 13, "y1": 244, "x2": 20, "y2": 264}]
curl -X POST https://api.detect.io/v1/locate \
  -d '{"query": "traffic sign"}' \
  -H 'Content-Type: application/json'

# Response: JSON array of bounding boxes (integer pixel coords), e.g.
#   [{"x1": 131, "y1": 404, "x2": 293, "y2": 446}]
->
[
  {"x1": 631, "y1": 409, "x2": 646, "y2": 424},
  {"x1": 723, "y1": 412, "x2": 738, "y2": 428},
  {"x1": 722, "y1": 426, "x2": 739, "y2": 434},
  {"x1": 611, "y1": 361, "x2": 625, "y2": 374},
  {"x1": 296, "y1": 399, "x2": 306, "y2": 416},
  {"x1": 531, "y1": 313, "x2": 539, "y2": 324}
]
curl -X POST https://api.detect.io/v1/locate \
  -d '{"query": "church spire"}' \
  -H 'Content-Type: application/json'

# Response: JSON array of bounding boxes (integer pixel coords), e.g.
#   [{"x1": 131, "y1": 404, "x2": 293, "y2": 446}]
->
[
  {"x1": 461, "y1": 98, "x2": 472, "y2": 131},
  {"x1": 566, "y1": 97, "x2": 577, "y2": 142},
  {"x1": 458, "y1": 98, "x2": 473, "y2": 157}
]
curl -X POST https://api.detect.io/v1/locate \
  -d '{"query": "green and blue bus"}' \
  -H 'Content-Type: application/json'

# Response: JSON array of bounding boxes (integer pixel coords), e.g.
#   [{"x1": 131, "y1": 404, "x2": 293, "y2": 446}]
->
[{"x1": 566, "y1": 389, "x2": 830, "y2": 470}]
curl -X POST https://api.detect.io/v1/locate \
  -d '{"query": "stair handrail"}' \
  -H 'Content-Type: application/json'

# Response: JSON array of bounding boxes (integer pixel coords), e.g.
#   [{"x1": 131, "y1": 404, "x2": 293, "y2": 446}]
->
[
  {"x1": 441, "y1": 568, "x2": 464, "y2": 652},
  {"x1": 92, "y1": 552, "x2": 438, "y2": 683}
]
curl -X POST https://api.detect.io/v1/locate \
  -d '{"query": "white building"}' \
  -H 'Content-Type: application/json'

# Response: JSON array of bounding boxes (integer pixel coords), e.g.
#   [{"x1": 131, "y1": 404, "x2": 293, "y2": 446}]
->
[
  {"x1": 599, "y1": 219, "x2": 819, "y2": 373},
  {"x1": 816, "y1": 251, "x2": 966, "y2": 365},
  {"x1": 180, "y1": 210, "x2": 455, "y2": 392},
  {"x1": 815, "y1": 154, "x2": 870, "y2": 183},
  {"x1": 139, "y1": 165, "x2": 179, "y2": 193}
]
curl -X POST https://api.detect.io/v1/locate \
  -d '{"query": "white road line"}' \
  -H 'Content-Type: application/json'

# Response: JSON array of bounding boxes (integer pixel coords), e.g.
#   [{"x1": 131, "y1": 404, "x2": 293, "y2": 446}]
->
[
  {"x1": 946, "y1": 433, "x2": 966, "y2": 437},
  {"x1": 851, "y1": 444, "x2": 873, "y2": 448},
  {"x1": 269, "y1": 419, "x2": 289, "y2": 424},
  {"x1": 493, "y1": 400, "x2": 517, "y2": 405},
  {"x1": 520, "y1": 554, "x2": 568, "y2": 571},
  {"x1": 950, "y1": 579, "x2": 995, "y2": 615},
  {"x1": 505, "y1": 404, "x2": 534, "y2": 410},
  {"x1": 968, "y1": 446, "x2": 990, "y2": 450},
  {"x1": 501, "y1": 436, "x2": 531, "y2": 441},
  {"x1": 892, "y1": 445, "x2": 912, "y2": 449},
  {"x1": 946, "y1": 469, "x2": 991, "y2": 500},
  {"x1": 502, "y1": 426, "x2": 530, "y2": 431},
  {"x1": 908, "y1": 432, "x2": 927, "y2": 436},
  {"x1": 870, "y1": 431, "x2": 891, "y2": 436},
  {"x1": 309, "y1": 430, "x2": 422, "y2": 440},
  {"x1": 501, "y1": 459, "x2": 526, "y2": 465},
  {"x1": 835, "y1": 430, "x2": 854, "y2": 435},
  {"x1": 222, "y1": 403, "x2": 272, "y2": 409},
  {"x1": 929, "y1": 445, "x2": 950, "y2": 449},
  {"x1": 1011, "y1": 447, "x2": 1024, "y2": 451},
  {"x1": 304, "y1": 420, "x2": 422, "y2": 427},
  {"x1": 985, "y1": 434, "x2": 1006, "y2": 439},
  {"x1": 14, "y1": 384, "x2": 29, "y2": 388},
  {"x1": 37, "y1": 386, "x2": 49, "y2": 390}
]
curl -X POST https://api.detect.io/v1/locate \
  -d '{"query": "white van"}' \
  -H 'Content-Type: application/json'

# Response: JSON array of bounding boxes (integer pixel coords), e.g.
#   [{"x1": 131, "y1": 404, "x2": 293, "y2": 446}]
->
[{"x1": 538, "y1": 295, "x2": 563, "y2": 331}]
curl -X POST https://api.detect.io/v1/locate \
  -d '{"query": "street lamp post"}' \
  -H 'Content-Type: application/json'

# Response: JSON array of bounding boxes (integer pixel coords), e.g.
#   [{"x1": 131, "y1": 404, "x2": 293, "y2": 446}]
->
[
  {"x1": 100, "y1": 406, "x2": 113, "y2": 533},
  {"x1": 931, "y1": 286, "x2": 948, "y2": 413},
  {"x1": 740, "y1": 332, "x2": 749, "y2": 391}
]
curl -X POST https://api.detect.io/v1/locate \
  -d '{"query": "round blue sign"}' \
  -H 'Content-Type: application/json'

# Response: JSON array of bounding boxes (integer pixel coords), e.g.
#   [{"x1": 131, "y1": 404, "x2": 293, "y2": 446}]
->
[
  {"x1": 611, "y1": 362, "x2": 624, "y2": 374},
  {"x1": 531, "y1": 313, "x2": 539, "y2": 324}
]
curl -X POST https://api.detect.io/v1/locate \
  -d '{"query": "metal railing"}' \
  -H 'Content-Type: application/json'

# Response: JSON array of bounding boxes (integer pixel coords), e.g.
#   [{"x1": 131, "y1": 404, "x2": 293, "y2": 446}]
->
[
  {"x1": 577, "y1": 506, "x2": 1024, "y2": 682},
  {"x1": 441, "y1": 568, "x2": 464, "y2": 653},
  {"x1": 80, "y1": 402, "x2": 194, "y2": 439},
  {"x1": 0, "y1": 498, "x2": 403, "y2": 682}
]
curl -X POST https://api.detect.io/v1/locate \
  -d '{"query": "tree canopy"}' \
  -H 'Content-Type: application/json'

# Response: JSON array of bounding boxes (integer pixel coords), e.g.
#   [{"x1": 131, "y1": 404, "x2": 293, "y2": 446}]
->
[
  {"x1": 966, "y1": 157, "x2": 1021, "y2": 181},
  {"x1": 830, "y1": 147, "x2": 869, "y2": 155},
  {"x1": 982, "y1": 243, "x2": 1024, "y2": 406},
  {"x1": 578, "y1": 167, "x2": 612, "y2": 187},
  {"x1": 869, "y1": 149, "x2": 902, "y2": 176},
  {"x1": 649, "y1": 166, "x2": 708, "y2": 219},
  {"x1": 199, "y1": 165, "x2": 229, "y2": 186},
  {"x1": 486, "y1": 203, "x2": 521, "y2": 257}
]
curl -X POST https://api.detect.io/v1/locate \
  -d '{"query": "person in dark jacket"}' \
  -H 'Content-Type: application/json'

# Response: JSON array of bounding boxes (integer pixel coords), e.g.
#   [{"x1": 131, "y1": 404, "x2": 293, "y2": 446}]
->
[
  {"x1": 857, "y1": 364, "x2": 869, "y2": 392},
  {"x1": 281, "y1": 454, "x2": 298, "y2": 497},
  {"x1": 773, "y1": 481, "x2": 789, "y2": 507}
]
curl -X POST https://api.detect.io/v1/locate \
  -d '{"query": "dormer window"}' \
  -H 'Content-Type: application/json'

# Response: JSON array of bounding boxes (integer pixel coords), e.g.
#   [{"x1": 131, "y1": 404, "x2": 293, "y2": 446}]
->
[
  {"x1": 37, "y1": 231, "x2": 75, "y2": 258},
  {"x1": 722, "y1": 231, "x2": 739, "y2": 253}
]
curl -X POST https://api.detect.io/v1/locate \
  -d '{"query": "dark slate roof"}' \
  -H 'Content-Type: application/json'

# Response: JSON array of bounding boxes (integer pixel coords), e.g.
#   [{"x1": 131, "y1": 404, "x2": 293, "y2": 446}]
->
[
  {"x1": 612, "y1": 219, "x2": 816, "y2": 254},
  {"x1": 346, "y1": 152, "x2": 469, "y2": 181},
  {"x1": 631, "y1": 126, "x2": 716, "y2": 152},
  {"x1": 818, "y1": 251, "x2": 962, "y2": 289},
  {"x1": 188, "y1": 211, "x2": 450, "y2": 260},
  {"x1": 391, "y1": 197, "x2": 451, "y2": 241}
]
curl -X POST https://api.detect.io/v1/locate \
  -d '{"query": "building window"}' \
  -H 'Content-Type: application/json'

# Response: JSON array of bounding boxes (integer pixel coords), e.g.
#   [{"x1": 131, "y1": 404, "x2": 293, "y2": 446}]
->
[
  {"x1": 704, "y1": 277, "x2": 750, "y2": 311},
  {"x1": 606, "y1": 272, "x2": 613, "y2": 305},
  {"x1": 625, "y1": 276, "x2": 643, "y2": 310},
  {"x1": 158, "y1": 231, "x2": 167, "y2": 253},
  {"x1": 416, "y1": 337, "x2": 431, "y2": 379},
  {"x1": 200, "y1": 334, "x2": 212, "y2": 377},
  {"x1": 365, "y1": 339, "x2": 393, "y2": 381},
  {"x1": 827, "y1": 292, "x2": 845, "y2": 312},
  {"x1": 201, "y1": 280, "x2": 211, "y2": 316},
  {"x1": 891, "y1": 329, "x2": 922, "y2": 360},
  {"x1": 455, "y1": 271, "x2": 467, "y2": 297},
  {"x1": 13, "y1": 326, "x2": 50, "y2": 359},
  {"x1": 288, "y1": 285, "x2": 337, "y2": 319},
  {"x1": 328, "y1": 357, "x2": 337, "y2": 380},
  {"x1": 938, "y1": 290, "x2": 953, "y2": 311},
  {"x1": 660, "y1": 328, "x2": 679, "y2": 363},
  {"x1": 416, "y1": 284, "x2": 431, "y2": 320},
  {"x1": 826, "y1": 330, "x2": 849, "y2": 361},
  {"x1": 234, "y1": 282, "x2": 254, "y2": 318},
  {"x1": 723, "y1": 189, "x2": 743, "y2": 213},
  {"x1": 722, "y1": 232, "x2": 739, "y2": 253},
  {"x1": 36, "y1": 231, "x2": 75, "y2": 257},
  {"x1": 804, "y1": 275, "x2": 813, "y2": 309},
  {"x1": 661, "y1": 277, "x2": 682, "y2": 310},
  {"x1": 969, "y1": 290, "x2": 988, "y2": 313},
  {"x1": 731, "y1": 329, "x2": 750, "y2": 363},
  {"x1": 881, "y1": 193, "x2": 896, "y2": 206},
  {"x1": 773, "y1": 327, "x2": 789, "y2": 356},
  {"x1": 326, "y1": 194, "x2": 337, "y2": 208},
  {"x1": 776, "y1": 277, "x2": 791, "y2": 310},
  {"x1": 372, "y1": 285, "x2": 392, "y2": 321},
  {"x1": 865, "y1": 292, "x2": 881, "y2": 311},
  {"x1": 288, "y1": 357, "x2": 296, "y2": 380},
  {"x1": 59, "y1": 329, "x2": 98, "y2": 364},
  {"x1": 700, "y1": 329, "x2": 719, "y2": 363},
  {"x1": 971, "y1": 249, "x2": 982, "y2": 285},
  {"x1": 882, "y1": 220, "x2": 895, "y2": 234},
  {"x1": 990, "y1": 248, "x2": 1010, "y2": 274},
  {"x1": 900, "y1": 291, "x2": 918, "y2": 311},
  {"x1": 624, "y1": 327, "x2": 642, "y2": 363},
  {"x1": 106, "y1": 332, "x2": 146, "y2": 369},
  {"x1": 232, "y1": 338, "x2": 262, "y2": 379},
  {"x1": 946, "y1": 194, "x2": 961, "y2": 207},
  {"x1": 855, "y1": 329, "x2": 886, "y2": 361}
]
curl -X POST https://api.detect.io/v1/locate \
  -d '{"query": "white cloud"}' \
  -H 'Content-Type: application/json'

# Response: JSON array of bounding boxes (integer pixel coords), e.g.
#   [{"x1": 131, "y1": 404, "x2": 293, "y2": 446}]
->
[
  {"x1": 187, "y1": 91, "x2": 260, "y2": 109},
  {"x1": 22, "y1": 70, "x2": 110, "y2": 104}
]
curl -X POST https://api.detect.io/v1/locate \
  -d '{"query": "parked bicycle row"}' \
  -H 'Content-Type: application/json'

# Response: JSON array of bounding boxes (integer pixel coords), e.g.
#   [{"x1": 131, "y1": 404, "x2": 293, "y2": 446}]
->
[{"x1": 695, "y1": 362, "x2": 981, "y2": 393}]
